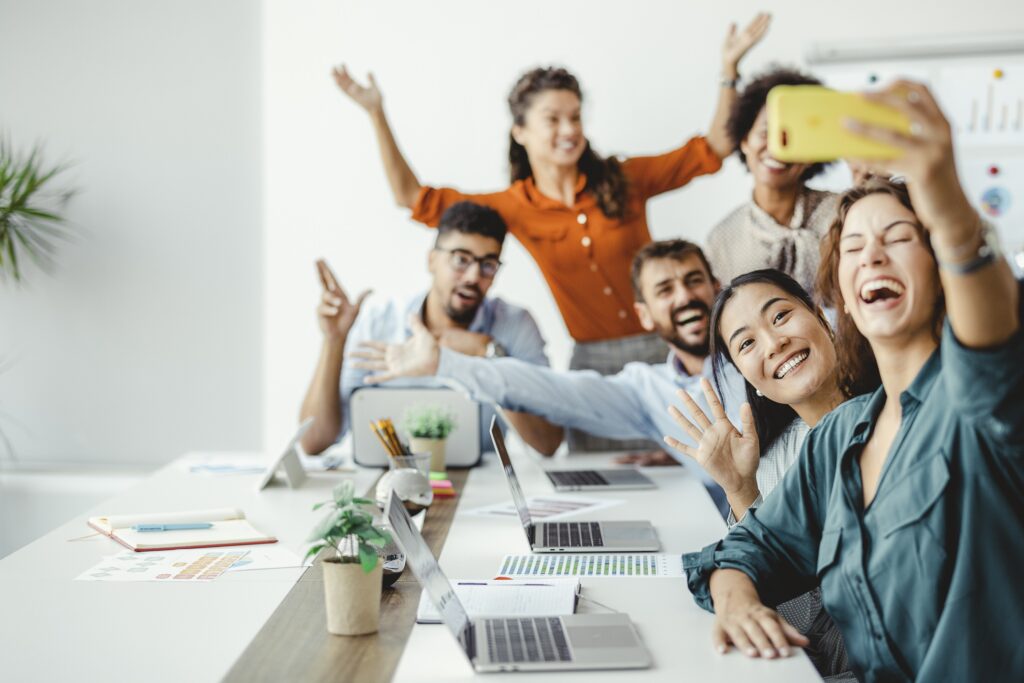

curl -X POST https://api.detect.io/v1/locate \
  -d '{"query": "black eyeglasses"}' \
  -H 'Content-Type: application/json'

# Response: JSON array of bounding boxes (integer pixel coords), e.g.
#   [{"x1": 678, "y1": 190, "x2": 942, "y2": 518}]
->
[{"x1": 434, "y1": 248, "x2": 502, "y2": 278}]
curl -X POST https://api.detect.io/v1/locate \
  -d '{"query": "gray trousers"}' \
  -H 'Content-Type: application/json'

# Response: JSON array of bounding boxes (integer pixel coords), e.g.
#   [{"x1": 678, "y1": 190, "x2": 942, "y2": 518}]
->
[{"x1": 566, "y1": 333, "x2": 667, "y2": 452}]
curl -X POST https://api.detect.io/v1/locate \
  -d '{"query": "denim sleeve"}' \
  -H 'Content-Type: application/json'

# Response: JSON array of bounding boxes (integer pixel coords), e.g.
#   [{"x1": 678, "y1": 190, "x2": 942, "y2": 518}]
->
[
  {"x1": 492, "y1": 304, "x2": 550, "y2": 368},
  {"x1": 940, "y1": 280, "x2": 1024, "y2": 445},
  {"x1": 684, "y1": 418, "x2": 835, "y2": 612},
  {"x1": 436, "y1": 349, "x2": 654, "y2": 441}
]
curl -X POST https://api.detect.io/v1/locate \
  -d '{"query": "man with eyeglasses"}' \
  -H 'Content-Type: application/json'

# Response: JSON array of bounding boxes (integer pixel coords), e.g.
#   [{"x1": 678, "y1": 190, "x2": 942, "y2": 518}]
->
[{"x1": 299, "y1": 201, "x2": 563, "y2": 456}]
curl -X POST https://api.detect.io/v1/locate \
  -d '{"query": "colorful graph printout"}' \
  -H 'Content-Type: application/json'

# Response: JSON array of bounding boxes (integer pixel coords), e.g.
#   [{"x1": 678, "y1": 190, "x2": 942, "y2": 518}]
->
[
  {"x1": 75, "y1": 549, "x2": 250, "y2": 582},
  {"x1": 496, "y1": 553, "x2": 683, "y2": 578}
]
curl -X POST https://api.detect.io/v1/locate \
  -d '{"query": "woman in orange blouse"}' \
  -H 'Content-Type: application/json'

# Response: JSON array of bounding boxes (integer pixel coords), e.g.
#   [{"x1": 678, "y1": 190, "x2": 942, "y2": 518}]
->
[{"x1": 333, "y1": 14, "x2": 770, "y2": 450}]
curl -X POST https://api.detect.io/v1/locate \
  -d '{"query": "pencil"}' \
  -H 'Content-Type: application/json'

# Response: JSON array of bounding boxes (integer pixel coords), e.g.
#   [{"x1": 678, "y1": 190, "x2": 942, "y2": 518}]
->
[
  {"x1": 382, "y1": 419, "x2": 408, "y2": 455},
  {"x1": 369, "y1": 420, "x2": 397, "y2": 456},
  {"x1": 378, "y1": 420, "x2": 404, "y2": 456}
]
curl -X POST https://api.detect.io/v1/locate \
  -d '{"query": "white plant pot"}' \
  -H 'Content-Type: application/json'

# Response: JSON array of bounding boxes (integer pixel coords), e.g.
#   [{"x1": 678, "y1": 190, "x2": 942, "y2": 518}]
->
[
  {"x1": 409, "y1": 437, "x2": 447, "y2": 472},
  {"x1": 322, "y1": 557, "x2": 382, "y2": 636}
]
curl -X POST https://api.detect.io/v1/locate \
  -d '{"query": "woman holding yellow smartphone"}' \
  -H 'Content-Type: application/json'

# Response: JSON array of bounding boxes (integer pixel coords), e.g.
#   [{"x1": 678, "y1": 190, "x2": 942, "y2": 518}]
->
[{"x1": 684, "y1": 82, "x2": 1023, "y2": 681}]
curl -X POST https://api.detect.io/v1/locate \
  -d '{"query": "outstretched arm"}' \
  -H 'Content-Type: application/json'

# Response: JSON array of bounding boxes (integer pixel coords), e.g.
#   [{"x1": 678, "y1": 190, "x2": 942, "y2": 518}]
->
[
  {"x1": 705, "y1": 13, "x2": 772, "y2": 159},
  {"x1": 332, "y1": 65, "x2": 422, "y2": 208},
  {"x1": 846, "y1": 81, "x2": 1019, "y2": 348}
]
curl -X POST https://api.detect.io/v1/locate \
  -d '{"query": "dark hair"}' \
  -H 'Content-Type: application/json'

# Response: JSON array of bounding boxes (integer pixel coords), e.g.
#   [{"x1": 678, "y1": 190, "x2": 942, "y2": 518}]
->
[
  {"x1": 815, "y1": 177, "x2": 944, "y2": 397},
  {"x1": 436, "y1": 201, "x2": 508, "y2": 245},
  {"x1": 508, "y1": 67, "x2": 629, "y2": 219},
  {"x1": 709, "y1": 269, "x2": 838, "y2": 453},
  {"x1": 630, "y1": 239, "x2": 717, "y2": 302},
  {"x1": 727, "y1": 66, "x2": 830, "y2": 182}
]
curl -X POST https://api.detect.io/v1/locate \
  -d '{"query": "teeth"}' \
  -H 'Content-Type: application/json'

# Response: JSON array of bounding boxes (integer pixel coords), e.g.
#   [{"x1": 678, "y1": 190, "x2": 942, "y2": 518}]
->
[
  {"x1": 675, "y1": 312, "x2": 704, "y2": 326},
  {"x1": 774, "y1": 351, "x2": 808, "y2": 379},
  {"x1": 558, "y1": 140, "x2": 577, "y2": 150},
  {"x1": 761, "y1": 157, "x2": 786, "y2": 170},
  {"x1": 860, "y1": 278, "x2": 905, "y2": 301}
]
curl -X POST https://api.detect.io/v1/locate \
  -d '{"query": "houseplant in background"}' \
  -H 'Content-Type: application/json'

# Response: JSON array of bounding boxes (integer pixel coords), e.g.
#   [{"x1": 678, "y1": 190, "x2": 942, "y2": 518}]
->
[
  {"x1": 306, "y1": 480, "x2": 392, "y2": 635},
  {"x1": 403, "y1": 404, "x2": 457, "y2": 473},
  {"x1": 0, "y1": 137, "x2": 76, "y2": 461},
  {"x1": 0, "y1": 137, "x2": 76, "y2": 283}
]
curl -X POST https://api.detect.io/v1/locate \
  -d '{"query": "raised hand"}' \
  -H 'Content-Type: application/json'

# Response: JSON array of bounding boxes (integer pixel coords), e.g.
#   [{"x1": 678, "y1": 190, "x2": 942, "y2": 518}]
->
[
  {"x1": 331, "y1": 64, "x2": 383, "y2": 114},
  {"x1": 663, "y1": 378, "x2": 760, "y2": 502},
  {"x1": 843, "y1": 80, "x2": 973, "y2": 235},
  {"x1": 722, "y1": 12, "x2": 771, "y2": 76},
  {"x1": 315, "y1": 259, "x2": 370, "y2": 342},
  {"x1": 350, "y1": 314, "x2": 441, "y2": 384}
]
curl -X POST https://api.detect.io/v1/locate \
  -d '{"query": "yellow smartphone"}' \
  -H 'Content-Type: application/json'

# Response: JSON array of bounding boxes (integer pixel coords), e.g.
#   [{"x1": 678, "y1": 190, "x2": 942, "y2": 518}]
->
[{"x1": 766, "y1": 85, "x2": 912, "y2": 162}]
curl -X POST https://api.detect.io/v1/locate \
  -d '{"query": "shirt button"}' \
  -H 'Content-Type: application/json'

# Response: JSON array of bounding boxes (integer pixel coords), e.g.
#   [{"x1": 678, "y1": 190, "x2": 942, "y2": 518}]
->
[
  {"x1": 590, "y1": 263, "x2": 598, "y2": 272},
  {"x1": 603, "y1": 287, "x2": 613, "y2": 296},
  {"x1": 618, "y1": 310, "x2": 627, "y2": 319},
  {"x1": 577, "y1": 213, "x2": 587, "y2": 225},
  {"x1": 581, "y1": 236, "x2": 592, "y2": 248}
]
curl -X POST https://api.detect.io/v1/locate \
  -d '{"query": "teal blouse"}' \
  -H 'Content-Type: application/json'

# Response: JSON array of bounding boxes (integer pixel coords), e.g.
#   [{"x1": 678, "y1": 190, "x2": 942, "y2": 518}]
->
[{"x1": 684, "y1": 313, "x2": 1024, "y2": 682}]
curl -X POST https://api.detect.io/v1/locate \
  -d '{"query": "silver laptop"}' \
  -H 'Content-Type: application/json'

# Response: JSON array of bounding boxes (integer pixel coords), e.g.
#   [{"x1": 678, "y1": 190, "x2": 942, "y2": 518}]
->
[
  {"x1": 490, "y1": 419, "x2": 659, "y2": 553},
  {"x1": 386, "y1": 491, "x2": 652, "y2": 673}
]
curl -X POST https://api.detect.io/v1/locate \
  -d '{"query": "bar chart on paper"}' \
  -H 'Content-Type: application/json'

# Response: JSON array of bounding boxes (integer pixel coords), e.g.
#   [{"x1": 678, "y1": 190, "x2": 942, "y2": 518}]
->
[{"x1": 496, "y1": 553, "x2": 683, "y2": 578}]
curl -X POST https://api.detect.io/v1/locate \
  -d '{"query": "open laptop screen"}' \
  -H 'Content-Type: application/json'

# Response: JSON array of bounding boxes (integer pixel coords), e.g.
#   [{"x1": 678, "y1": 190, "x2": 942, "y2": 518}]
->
[
  {"x1": 489, "y1": 417, "x2": 534, "y2": 533},
  {"x1": 386, "y1": 491, "x2": 474, "y2": 658}
]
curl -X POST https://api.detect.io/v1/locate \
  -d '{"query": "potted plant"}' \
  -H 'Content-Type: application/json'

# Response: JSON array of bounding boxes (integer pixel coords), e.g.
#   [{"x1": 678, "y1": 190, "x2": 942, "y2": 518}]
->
[
  {"x1": 306, "y1": 480, "x2": 392, "y2": 635},
  {"x1": 403, "y1": 404, "x2": 457, "y2": 473}
]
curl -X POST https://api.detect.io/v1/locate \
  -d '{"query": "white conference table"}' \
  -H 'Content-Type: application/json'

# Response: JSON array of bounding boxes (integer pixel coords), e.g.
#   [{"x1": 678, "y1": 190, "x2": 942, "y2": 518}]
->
[{"x1": 0, "y1": 448, "x2": 820, "y2": 682}]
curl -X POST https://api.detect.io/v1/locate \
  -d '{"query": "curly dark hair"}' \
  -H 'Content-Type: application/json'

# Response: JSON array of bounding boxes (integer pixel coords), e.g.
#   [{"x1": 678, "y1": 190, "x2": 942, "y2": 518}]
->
[
  {"x1": 727, "y1": 66, "x2": 830, "y2": 182},
  {"x1": 508, "y1": 67, "x2": 629, "y2": 219},
  {"x1": 437, "y1": 201, "x2": 508, "y2": 245}
]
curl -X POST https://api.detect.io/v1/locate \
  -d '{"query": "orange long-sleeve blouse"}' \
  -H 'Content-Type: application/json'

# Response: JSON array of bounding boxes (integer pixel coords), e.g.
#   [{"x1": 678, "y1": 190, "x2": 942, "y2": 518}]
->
[{"x1": 411, "y1": 135, "x2": 722, "y2": 343}]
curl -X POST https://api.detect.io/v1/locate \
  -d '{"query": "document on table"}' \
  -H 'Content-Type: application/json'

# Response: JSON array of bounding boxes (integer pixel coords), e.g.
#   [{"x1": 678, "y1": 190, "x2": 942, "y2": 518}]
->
[
  {"x1": 417, "y1": 579, "x2": 580, "y2": 623},
  {"x1": 496, "y1": 553, "x2": 684, "y2": 578},
  {"x1": 75, "y1": 548, "x2": 251, "y2": 582},
  {"x1": 466, "y1": 495, "x2": 622, "y2": 521}
]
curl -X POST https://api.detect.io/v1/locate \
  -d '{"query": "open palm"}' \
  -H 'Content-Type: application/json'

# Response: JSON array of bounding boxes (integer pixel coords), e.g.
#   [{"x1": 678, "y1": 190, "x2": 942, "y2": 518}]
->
[
  {"x1": 664, "y1": 378, "x2": 759, "y2": 496},
  {"x1": 350, "y1": 315, "x2": 440, "y2": 384},
  {"x1": 332, "y1": 64, "x2": 383, "y2": 113},
  {"x1": 721, "y1": 13, "x2": 771, "y2": 70}
]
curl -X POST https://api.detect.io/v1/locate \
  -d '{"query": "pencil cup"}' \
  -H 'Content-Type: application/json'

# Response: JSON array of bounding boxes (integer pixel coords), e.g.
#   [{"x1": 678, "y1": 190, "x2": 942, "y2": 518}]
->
[{"x1": 388, "y1": 453, "x2": 430, "y2": 479}]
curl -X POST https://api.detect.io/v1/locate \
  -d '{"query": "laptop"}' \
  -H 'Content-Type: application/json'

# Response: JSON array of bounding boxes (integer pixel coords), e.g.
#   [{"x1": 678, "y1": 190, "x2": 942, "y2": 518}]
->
[
  {"x1": 350, "y1": 387, "x2": 483, "y2": 468},
  {"x1": 385, "y1": 491, "x2": 652, "y2": 673},
  {"x1": 490, "y1": 418, "x2": 659, "y2": 553}
]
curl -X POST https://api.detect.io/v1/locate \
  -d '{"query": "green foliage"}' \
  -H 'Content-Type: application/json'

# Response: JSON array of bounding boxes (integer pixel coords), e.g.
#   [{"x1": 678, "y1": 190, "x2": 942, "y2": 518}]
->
[
  {"x1": 0, "y1": 137, "x2": 76, "y2": 283},
  {"x1": 402, "y1": 403, "x2": 457, "y2": 439},
  {"x1": 305, "y1": 480, "x2": 391, "y2": 573}
]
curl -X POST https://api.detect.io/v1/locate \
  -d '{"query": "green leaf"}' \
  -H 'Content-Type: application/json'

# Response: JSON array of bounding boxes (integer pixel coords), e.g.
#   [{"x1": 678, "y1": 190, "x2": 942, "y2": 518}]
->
[
  {"x1": 358, "y1": 544, "x2": 378, "y2": 573},
  {"x1": 311, "y1": 500, "x2": 331, "y2": 511},
  {"x1": 304, "y1": 543, "x2": 326, "y2": 563}
]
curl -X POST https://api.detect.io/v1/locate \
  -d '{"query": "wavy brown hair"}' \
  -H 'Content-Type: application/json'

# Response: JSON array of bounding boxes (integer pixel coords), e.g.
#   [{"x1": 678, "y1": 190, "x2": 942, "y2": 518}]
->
[
  {"x1": 508, "y1": 67, "x2": 629, "y2": 219},
  {"x1": 815, "y1": 177, "x2": 945, "y2": 398}
]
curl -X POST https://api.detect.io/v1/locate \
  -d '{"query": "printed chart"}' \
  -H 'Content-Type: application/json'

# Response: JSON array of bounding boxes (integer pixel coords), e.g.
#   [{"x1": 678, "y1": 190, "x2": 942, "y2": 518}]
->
[{"x1": 496, "y1": 553, "x2": 683, "y2": 578}]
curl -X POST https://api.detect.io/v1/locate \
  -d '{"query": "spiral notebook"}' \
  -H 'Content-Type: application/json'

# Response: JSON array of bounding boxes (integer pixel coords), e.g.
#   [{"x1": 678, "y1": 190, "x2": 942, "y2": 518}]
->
[{"x1": 87, "y1": 507, "x2": 277, "y2": 552}]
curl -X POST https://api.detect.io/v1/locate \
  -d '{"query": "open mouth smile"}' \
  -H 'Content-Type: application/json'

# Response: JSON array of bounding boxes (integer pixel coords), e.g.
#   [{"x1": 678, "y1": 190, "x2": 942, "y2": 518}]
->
[
  {"x1": 774, "y1": 350, "x2": 809, "y2": 380},
  {"x1": 859, "y1": 277, "x2": 906, "y2": 306}
]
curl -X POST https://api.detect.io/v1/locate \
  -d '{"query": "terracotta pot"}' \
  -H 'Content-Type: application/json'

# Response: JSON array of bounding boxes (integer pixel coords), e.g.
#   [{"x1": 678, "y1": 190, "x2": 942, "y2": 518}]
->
[
  {"x1": 322, "y1": 557, "x2": 382, "y2": 635},
  {"x1": 409, "y1": 437, "x2": 447, "y2": 472}
]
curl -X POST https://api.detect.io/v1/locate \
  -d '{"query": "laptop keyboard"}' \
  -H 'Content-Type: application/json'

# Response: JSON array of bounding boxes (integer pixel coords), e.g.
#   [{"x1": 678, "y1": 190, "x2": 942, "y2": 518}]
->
[
  {"x1": 543, "y1": 522, "x2": 604, "y2": 548},
  {"x1": 549, "y1": 470, "x2": 609, "y2": 487},
  {"x1": 485, "y1": 617, "x2": 572, "y2": 664}
]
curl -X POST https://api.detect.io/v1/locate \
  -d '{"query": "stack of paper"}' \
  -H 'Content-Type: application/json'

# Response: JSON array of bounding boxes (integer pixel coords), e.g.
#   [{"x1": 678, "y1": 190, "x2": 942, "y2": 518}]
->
[{"x1": 416, "y1": 578, "x2": 579, "y2": 623}]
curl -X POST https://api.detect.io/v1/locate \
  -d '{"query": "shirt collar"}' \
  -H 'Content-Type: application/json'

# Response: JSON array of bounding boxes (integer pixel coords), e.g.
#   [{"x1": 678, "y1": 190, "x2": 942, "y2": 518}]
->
[
  {"x1": 667, "y1": 350, "x2": 713, "y2": 381},
  {"x1": 849, "y1": 346, "x2": 942, "y2": 441},
  {"x1": 521, "y1": 173, "x2": 589, "y2": 209},
  {"x1": 405, "y1": 290, "x2": 494, "y2": 335},
  {"x1": 748, "y1": 187, "x2": 811, "y2": 230}
]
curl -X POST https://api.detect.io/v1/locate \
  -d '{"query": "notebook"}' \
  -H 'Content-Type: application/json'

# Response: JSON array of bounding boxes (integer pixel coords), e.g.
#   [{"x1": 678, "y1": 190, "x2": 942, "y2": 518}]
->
[
  {"x1": 87, "y1": 507, "x2": 277, "y2": 552},
  {"x1": 416, "y1": 579, "x2": 579, "y2": 624}
]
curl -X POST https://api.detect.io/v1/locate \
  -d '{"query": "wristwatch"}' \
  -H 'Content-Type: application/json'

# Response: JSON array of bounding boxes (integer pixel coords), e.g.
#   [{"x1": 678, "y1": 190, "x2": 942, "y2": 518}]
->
[
  {"x1": 935, "y1": 222, "x2": 1002, "y2": 275},
  {"x1": 719, "y1": 74, "x2": 740, "y2": 89},
  {"x1": 484, "y1": 340, "x2": 507, "y2": 359}
]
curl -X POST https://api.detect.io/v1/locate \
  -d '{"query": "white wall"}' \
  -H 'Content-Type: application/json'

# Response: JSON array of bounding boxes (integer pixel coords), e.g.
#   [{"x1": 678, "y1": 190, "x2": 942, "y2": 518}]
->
[
  {"x1": 263, "y1": 0, "x2": 1024, "y2": 450},
  {"x1": 0, "y1": 1, "x2": 263, "y2": 464}
]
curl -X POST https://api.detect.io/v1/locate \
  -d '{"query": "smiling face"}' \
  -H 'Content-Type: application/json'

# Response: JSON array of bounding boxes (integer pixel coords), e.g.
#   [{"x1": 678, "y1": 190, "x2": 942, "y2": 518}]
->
[
  {"x1": 428, "y1": 232, "x2": 503, "y2": 325},
  {"x1": 511, "y1": 89, "x2": 586, "y2": 170},
  {"x1": 739, "y1": 107, "x2": 809, "y2": 192},
  {"x1": 719, "y1": 282, "x2": 837, "y2": 406},
  {"x1": 634, "y1": 254, "x2": 718, "y2": 357},
  {"x1": 837, "y1": 193, "x2": 940, "y2": 345}
]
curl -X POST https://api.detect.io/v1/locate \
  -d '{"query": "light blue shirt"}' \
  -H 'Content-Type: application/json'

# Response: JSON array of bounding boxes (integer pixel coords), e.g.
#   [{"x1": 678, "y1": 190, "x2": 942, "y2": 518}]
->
[
  {"x1": 435, "y1": 347, "x2": 747, "y2": 487},
  {"x1": 340, "y1": 291, "x2": 549, "y2": 451}
]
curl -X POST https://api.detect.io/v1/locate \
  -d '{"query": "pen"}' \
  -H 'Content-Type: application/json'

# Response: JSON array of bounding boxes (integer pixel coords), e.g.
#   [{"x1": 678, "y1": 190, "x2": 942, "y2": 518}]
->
[
  {"x1": 459, "y1": 581, "x2": 554, "y2": 587},
  {"x1": 132, "y1": 523, "x2": 214, "y2": 532}
]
